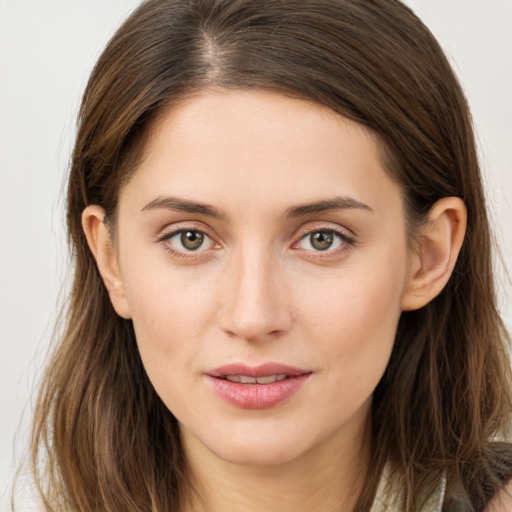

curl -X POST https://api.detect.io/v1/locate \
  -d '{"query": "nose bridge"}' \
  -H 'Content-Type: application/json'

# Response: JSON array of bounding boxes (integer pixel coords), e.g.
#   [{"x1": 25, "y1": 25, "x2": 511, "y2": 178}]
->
[{"x1": 218, "y1": 242, "x2": 291, "y2": 341}]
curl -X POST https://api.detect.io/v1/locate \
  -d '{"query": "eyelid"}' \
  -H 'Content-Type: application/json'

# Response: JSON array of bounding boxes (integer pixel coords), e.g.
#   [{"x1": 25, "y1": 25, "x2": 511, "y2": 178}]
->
[
  {"x1": 156, "y1": 221, "x2": 218, "y2": 242},
  {"x1": 155, "y1": 221, "x2": 355, "y2": 259},
  {"x1": 156, "y1": 223, "x2": 221, "y2": 257},
  {"x1": 291, "y1": 224, "x2": 356, "y2": 255},
  {"x1": 292, "y1": 221, "x2": 355, "y2": 242},
  {"x1": 161, "y1": 229, "x2": 215, "y2": 246}
]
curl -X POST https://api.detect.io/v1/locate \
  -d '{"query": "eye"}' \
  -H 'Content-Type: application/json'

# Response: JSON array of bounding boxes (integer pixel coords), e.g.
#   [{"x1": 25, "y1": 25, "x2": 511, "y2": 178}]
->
[
  {"x1": 160, "y1": 229, "x2": 217, "y2": 253},
  {"x1": 296, "y1": 229, "x2": 349, "y2": 252},
  {"x1": 178, "y1": 230, "x2": 206, "y2": 250}
]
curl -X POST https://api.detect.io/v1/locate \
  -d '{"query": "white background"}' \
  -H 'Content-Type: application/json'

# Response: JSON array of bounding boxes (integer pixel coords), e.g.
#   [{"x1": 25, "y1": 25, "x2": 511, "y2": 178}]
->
[{"x1": 0, "y1": 1, "x2": 511, "y2": 509}]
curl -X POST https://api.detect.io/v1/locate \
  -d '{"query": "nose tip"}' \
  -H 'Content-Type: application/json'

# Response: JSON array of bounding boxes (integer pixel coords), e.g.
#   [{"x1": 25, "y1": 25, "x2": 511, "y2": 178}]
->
[
  {"x1": 222, "y1": 318, "x2": 286, "y2": 342},
  {"x1": 217, "y1": 256, "x2": 292, "y2": 342}
]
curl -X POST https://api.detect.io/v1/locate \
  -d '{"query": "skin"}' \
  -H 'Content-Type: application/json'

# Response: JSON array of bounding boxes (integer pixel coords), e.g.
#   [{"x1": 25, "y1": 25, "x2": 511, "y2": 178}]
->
[
  {"x1": 83, "y1": 89, "x2": 467, "y2": 511},
  {"x1": 487, "y1": 481, "x2": 512, "y2": 512}
]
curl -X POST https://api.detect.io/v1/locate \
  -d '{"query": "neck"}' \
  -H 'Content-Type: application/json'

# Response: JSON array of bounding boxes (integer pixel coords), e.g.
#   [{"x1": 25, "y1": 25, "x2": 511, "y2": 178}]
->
[{"x1": 180, "y1": 415, "x2": 370, "y2": 512}]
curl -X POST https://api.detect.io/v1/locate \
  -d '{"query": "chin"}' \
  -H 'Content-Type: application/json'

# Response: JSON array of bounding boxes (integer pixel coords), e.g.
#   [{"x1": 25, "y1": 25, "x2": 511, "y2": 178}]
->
[
  {"x1": 180, "y1": 419, "x2": 309, "y2": 467},
  {"x1": 198, "y1": 423, "x2": 321, "y2": 467}
]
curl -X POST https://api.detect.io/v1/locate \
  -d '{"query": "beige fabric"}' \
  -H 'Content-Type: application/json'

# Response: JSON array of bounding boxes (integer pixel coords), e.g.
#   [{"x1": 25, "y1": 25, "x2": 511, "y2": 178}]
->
[{"x1": 369, "y1": 465, "x2": 446, "y2": 512}]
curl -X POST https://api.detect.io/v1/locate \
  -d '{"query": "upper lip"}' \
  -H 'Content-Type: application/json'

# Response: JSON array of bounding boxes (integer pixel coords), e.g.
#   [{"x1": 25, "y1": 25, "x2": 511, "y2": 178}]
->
[{"x1": 208, "y1": 363, "x2": 311, "y2": 378}]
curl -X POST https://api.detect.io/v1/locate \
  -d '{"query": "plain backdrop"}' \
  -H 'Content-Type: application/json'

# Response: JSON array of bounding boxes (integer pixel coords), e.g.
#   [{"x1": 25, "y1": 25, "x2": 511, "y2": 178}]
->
[{"x1": 1, "y1": 1, "x2": 511, "y2": 509}]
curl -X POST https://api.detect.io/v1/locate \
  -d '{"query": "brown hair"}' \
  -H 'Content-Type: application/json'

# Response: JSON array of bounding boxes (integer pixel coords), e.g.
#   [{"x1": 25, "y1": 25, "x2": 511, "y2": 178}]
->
[{"x1": 28, "y1": 0, "x2": 512, "y2": 510}]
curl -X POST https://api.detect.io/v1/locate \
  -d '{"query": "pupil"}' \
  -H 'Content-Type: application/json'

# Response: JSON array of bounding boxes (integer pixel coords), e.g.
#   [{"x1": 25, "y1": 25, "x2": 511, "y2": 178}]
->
[
  {"x1": 311, "y1": 231, "x2": 333, "y2": 251},
  {"x1": 181, "y1": 230, "x2": 204, "y2": 250}
]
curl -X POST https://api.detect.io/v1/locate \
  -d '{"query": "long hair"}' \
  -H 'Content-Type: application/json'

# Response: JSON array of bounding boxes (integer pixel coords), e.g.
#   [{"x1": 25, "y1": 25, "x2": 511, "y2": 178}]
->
[{"x1": 29, "y1": 0, "x2": 512, "y2": 510}]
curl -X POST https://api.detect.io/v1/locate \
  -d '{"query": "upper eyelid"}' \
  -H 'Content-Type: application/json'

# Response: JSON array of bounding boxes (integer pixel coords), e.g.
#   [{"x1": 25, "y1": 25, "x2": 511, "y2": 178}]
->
[
  {"x1": 290, "y1": 225, "x2": 357, "y2": 256},
  {"x1": 291, "y1": 229, "x2": 355, "y2": 261},
  {"x1": 154, "y1": 222, "x2": 355, "y2": 247},
  {"x1": 156, "y1": 222, "x2": 217, "y2": 241},
  {"x1": 292, "y1": 223, "x2": 356, "y2": 243},
  {"x1": 159, "y1": 229, "x2": 213, "y2": 242},
  {"x1": 158, "y1": 228, "x2": 218, "y2": 257},
  {"x1": 296, "y1": 230, "x2": 352, "y2": 246},
  {"x1": 299, "y1": 226, "x2": 351, "y2": 237}
]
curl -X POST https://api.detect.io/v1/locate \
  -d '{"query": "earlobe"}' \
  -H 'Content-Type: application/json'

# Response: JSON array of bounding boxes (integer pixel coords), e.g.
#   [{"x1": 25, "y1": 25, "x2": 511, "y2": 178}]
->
[
  {"x1": 401, "y1": 197, "x2": 467, "y2": 311},
  {"x1": 81, "y1": 205, "x2": 132, "y2": 319}
]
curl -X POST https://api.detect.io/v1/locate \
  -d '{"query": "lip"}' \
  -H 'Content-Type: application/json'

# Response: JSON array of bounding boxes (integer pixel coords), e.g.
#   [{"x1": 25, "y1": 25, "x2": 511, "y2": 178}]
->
[
  {"x1": 206, "y1": 363, "x2": 312, "y2": 409},
  {"x1": 208, "y1": 363, "x2": 310, "y2": 379}
]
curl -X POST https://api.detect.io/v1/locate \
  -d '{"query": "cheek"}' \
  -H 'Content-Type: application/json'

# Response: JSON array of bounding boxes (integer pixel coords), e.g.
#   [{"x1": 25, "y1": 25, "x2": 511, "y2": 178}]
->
[
  {"x1": 298, "y1": 251, "x2": 407, "y2": 392},
  {"x1": 120, "y1": 256, "x2": 219, "y2": 373},
  {"x1": 123, "y1": 273, "x2": 219, "y2": 417}
]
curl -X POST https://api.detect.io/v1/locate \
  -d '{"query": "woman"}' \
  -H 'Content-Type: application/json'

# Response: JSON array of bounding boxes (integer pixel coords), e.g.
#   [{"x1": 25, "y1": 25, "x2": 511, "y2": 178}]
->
[{"x1": 29, "y1": 0, "x2": 512, "y2": 510}]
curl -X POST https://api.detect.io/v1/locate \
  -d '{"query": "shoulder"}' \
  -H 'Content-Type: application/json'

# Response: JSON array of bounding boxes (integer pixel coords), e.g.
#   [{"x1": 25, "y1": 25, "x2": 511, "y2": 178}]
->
[{"x1": 484, "y1": 480, "x2": 512, "y2": 512}]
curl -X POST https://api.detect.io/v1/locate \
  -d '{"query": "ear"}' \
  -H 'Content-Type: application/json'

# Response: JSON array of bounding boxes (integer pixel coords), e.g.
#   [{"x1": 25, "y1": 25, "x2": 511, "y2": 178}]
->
[
  {"x1": 401, "y1": 197, "x2": 467, "y2": 311},
  {"x1": 81, "y1": 205, "x2": 132, "y2": 319}
]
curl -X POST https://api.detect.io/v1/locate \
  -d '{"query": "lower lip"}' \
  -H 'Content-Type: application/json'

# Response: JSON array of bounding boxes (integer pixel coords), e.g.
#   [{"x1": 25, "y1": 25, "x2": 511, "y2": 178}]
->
[{"x1": 206, "y1": 374, "x2": 311, "y2": 409}]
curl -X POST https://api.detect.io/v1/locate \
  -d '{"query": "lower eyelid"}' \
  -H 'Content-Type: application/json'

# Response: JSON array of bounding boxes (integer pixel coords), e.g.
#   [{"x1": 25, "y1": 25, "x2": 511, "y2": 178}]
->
[
  {"x1": 295, "y1": 229, "x2": 354, "y2": 248},
  {"x1": 158, "y1": 228, "x2": 221, "y2": 258},
  {"x1": 157, "y1": 226, "x2": 353, "y2": 258}
]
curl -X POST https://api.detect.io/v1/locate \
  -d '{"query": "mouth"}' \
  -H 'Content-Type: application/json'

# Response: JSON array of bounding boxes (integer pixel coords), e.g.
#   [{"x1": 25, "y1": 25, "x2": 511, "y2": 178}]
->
[
  {"x1": 206, "y1": 363, "x2": 312, "y2": 409},
  {"x1": 208, "y1": 363, "x2": 310, "y2": 379},
  {"x1": 219, "y1": 374, "x2": 289, "y2": 384}
]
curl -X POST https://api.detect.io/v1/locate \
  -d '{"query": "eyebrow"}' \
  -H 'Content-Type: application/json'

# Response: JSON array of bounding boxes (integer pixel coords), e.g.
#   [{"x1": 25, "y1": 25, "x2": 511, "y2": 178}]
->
[
  {"x1": 141, "y1": 196, "x2": 227, "y2": 220},
  {"x1": 284, "y1": 196, "x2": 373, "y2": 218},
  {"x1": 141, "y1": 195, "x2": 373, "y2": 221}
]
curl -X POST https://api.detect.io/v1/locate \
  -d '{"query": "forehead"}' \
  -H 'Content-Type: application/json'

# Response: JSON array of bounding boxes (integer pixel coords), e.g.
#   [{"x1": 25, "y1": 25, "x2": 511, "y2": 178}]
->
[{"x1": 119, "y1": 89, "x2": 403, "y2": 219}]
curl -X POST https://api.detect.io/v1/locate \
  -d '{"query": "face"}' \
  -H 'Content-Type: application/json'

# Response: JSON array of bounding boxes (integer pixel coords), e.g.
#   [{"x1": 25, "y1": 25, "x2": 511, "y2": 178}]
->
[{"x1": 110, "y1": 90, "x2": 412, "y2": 467}]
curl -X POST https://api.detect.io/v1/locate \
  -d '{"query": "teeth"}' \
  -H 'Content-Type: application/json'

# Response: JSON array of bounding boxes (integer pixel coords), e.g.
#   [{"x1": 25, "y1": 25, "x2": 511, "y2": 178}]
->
[
  {"x1": 255, "y1": 375, "x2": 276, "y2": 384},
  {"x1": 224, "y1": 374, "x2": 288, "y2": 384}
]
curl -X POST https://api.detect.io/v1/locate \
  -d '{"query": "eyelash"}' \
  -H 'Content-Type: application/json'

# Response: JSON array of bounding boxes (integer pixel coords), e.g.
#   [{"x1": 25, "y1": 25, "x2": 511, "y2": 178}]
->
[
  {"x1": 157, "y1": 227, "x2": 218, "y2": 259},
  {"x1": 292, "y1": 227, "x2": 355, "y2": 258},
  {"x1": 156, "y1": 225, "x2": 355, "y2": 260}
]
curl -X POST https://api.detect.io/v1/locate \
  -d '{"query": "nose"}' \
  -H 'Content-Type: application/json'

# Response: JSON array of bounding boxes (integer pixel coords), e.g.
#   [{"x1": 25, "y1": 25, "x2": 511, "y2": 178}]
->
[{"x1": 217, "y1": 248, "x2": 292, "y2": 342}]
